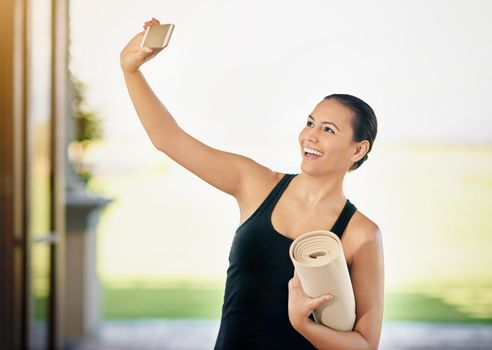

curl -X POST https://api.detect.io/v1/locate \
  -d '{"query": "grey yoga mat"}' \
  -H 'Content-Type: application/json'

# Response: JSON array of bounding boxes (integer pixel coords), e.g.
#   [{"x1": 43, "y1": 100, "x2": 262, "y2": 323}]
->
[{"x1": 289, "y1": 230, "x2": 356, "y2": 331}]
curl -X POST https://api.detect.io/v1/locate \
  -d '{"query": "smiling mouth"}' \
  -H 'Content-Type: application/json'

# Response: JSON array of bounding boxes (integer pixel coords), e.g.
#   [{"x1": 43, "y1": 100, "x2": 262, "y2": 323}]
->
[
  {"x1": 303, "y1": 147, "x2": 324, "y2": 159},
  {"x1": 304, "y1": 152, "x2": 322, "y2": 159}
]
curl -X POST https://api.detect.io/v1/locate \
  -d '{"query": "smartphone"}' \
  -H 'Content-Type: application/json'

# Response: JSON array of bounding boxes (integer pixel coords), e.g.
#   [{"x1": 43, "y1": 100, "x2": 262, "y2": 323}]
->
[{"x1": 141, "y1": 23, "x2": 175, "y2": 49}]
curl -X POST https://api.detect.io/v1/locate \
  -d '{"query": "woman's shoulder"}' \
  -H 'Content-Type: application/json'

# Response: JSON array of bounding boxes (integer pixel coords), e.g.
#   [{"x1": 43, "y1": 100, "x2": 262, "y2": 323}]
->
[
  {"x1": 344, "y1": 209, "x2": 383, "y2": 266},
  {"x1": 236, "y1": 168, "x2": 283, "y2": 216},
  {"x1": 346, "y1": 208, "x2": 382, "y2": 244}
]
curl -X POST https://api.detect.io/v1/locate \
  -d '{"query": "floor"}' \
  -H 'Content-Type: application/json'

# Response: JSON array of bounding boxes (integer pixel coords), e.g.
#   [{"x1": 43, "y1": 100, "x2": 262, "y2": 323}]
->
[{"x1": 70, "y1": 320, "x2": 492, "y2": 350}]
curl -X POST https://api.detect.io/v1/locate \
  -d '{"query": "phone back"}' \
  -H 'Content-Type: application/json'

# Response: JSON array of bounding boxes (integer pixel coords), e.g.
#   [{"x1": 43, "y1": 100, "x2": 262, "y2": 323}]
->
[{"x1": 141, "y1": 24, "x2": 174, "y2": 48}]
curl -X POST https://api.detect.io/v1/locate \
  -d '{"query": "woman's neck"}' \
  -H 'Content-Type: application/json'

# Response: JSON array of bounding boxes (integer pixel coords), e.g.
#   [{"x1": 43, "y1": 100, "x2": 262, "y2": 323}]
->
[{"x1": 293, "y1": 172, "x2": 346, "y2": 209}]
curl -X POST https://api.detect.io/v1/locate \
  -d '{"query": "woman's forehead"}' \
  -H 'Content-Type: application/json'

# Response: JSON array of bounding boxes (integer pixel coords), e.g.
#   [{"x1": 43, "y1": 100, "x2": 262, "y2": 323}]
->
[{"x1": 312, "y1": 99, "x2": 354, "y2": 126}]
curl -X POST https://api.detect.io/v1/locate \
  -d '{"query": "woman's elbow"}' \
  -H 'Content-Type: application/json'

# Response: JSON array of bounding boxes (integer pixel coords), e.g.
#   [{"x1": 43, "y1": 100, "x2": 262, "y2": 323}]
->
[
  {"x1": 365, "y1": 337, "x2": 381, "y2": 350},
  {"x1": 355, "y1": 331, "x2": 380, "y2": 350}
]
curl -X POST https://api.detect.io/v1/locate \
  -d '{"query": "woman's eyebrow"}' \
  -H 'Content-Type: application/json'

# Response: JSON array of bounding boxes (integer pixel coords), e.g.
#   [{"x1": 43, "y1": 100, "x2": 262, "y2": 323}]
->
[{"x1": 308, "y1": 115, "x2": 341, "y2": 132}]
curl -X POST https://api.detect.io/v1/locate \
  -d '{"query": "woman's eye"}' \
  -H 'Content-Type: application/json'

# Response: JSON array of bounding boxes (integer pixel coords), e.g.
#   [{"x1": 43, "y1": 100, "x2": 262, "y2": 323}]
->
[{"x1": 305, "y1": 121, "x2": 334, "y2": 134}]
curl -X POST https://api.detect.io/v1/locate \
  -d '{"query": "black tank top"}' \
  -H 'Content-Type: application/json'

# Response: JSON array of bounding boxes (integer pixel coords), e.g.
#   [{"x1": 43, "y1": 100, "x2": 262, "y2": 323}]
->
[{"x1": 214, "y1": 173, "x2": 357, "y2": 350}]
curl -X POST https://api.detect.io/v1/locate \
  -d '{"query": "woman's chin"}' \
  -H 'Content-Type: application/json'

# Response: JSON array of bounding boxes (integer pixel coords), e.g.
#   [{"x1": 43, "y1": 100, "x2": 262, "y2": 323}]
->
[{"x1": 300, "y1": 162, "x2": 321, "y2": 174}]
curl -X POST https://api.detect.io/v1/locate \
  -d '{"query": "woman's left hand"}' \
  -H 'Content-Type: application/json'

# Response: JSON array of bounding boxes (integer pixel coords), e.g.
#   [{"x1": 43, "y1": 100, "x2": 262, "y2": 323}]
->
[{"x1": 288, "y1": 270, "x2": 332, "y2": 330}]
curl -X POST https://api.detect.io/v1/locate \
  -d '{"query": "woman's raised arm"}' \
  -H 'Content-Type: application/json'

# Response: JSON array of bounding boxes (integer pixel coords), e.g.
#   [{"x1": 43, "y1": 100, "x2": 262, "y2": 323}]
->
[{"x1": 120, "y1": 19, "x2": 274, "y2": 198}]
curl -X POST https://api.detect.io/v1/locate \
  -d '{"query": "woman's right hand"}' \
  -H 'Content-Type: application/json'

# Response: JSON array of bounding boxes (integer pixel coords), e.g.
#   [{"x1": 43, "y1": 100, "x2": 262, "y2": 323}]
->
[{"x1": 120, "y1": 18, "x2": 165, "y2": 73}]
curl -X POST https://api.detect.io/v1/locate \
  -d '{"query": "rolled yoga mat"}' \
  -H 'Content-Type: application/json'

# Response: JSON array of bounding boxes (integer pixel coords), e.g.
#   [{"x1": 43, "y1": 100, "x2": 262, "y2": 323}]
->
[{"x1": 289, "y1": 230, "x2": 356, "y2": 331}]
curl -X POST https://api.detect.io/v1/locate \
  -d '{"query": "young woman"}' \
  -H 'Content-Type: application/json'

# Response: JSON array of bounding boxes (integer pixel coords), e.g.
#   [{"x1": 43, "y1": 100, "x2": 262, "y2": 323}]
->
[{"x1": 120, "y1": 18, "x2": 384, "y2": 350}]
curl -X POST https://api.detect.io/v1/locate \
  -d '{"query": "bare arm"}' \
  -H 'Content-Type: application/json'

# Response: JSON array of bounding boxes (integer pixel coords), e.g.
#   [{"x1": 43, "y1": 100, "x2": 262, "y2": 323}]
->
[
  {"x1": 120, "y1": 19, "x2": 274, "y2": 197},
  {"x1": 122, "y1": 69, "x2": 179, "y2": 149}
]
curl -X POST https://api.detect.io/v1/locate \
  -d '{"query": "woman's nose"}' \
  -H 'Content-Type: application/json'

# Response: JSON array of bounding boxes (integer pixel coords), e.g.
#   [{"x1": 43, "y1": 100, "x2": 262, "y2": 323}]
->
[{"x1": 304, "y1": 127, "x2": 319, "y2": 142}]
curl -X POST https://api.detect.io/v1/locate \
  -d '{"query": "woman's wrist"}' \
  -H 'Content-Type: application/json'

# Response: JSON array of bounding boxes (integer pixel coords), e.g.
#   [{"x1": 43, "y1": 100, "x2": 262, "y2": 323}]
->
[
  {"x1": 292, "y1": 316, "x2": 314, "y2": 333},
  {"x1": 122, "y1": 68, "x2": 142, "y2": 76}
]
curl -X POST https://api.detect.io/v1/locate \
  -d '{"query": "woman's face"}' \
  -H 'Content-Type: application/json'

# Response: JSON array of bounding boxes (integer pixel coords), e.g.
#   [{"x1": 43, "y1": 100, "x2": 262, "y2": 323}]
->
[{"x1": 298, "y1": 98, "x2": 359, "y2": 175}]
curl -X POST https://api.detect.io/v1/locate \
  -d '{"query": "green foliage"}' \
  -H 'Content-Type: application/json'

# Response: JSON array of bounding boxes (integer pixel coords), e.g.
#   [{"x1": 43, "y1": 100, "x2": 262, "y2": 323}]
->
[
  {"x1": 69, "y1": 72, "x2": 103, "y2": 184},
  {"x1": 384, "y1": 292, "x2": 491, "y2": 324},
  {"x1": 70, "y1": 73, "x2": 103, "y2": 142},
  {"x1": 103, "y1": 287, "x2": 224, "y2": 319},
  {"x1": 100, "y1": 285, "x2": 492, "y2": 323},
  {"x1": 75, "y1": 110, "x2": 103, "y2": 142}
]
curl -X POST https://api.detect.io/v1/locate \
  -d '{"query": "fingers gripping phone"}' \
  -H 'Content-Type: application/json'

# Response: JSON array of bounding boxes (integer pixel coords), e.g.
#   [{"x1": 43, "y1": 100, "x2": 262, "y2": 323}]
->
[{"x1": 141, "y1": 23, "x2": 175, "y2": 49}]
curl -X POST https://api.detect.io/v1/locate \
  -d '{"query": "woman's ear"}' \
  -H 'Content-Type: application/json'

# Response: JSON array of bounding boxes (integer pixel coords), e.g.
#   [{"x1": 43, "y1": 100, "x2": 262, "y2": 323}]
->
[{"x1": 350, "y1": 140, "x2": 370, "y2": 163}]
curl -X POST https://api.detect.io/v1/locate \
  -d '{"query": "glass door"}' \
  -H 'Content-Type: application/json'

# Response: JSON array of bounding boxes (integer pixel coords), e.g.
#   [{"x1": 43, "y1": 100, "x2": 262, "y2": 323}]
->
[
  {"x1": 1, "y1": 0, "x2": 66, "y2": 348},
  {"x1": 28, "y1": 0, "x2": 56, "y2": 348}
]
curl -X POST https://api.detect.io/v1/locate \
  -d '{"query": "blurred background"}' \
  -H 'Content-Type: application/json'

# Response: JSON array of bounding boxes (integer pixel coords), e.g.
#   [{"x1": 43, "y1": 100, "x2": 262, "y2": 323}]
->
[{"x1": 1, "y1": 0, "x2": 491, "y2": 349}]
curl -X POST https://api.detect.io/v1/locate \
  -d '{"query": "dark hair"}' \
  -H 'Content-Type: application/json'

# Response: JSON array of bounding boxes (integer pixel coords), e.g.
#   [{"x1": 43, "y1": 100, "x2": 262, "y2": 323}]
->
[{"x1": 323, "y1": 94, "x2": 378, "y2": 171}]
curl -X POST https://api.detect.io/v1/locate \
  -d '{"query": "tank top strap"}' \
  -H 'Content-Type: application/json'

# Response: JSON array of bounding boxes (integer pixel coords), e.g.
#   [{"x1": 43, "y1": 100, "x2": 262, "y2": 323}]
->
[
  {"x1": 330, "y1": 199, "x2": 357, "y2": 239},
  {"x1": 261, "y1": 173, "x2": 297, "y2": 213}
]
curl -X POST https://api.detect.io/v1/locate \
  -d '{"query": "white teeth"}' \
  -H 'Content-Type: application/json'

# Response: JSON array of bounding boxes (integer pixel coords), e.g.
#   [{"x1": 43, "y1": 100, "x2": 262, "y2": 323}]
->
[{"x1": 303, "y1": 147, "x2": 323, "y2": 156}]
